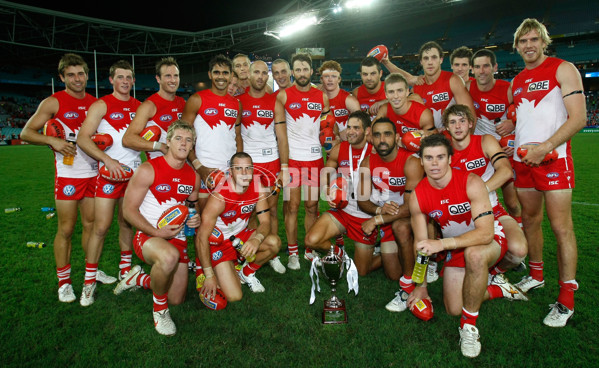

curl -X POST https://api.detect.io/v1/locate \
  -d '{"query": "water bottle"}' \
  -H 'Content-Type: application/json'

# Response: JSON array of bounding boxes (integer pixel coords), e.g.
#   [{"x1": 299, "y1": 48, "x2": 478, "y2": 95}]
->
[
  {"x1": 5, "y1": 207, "x2": 22, "y2": 213},
  {"x1": 184, "y1": 202, "x2": 197, "y2": 237},
  {"x1": 412, "y1": 251, "x2": 429, "y2": 284},
  {"x1": 27, "y1": 241, "x2": 46, "y2": 249},
  {"x1": 271, "y1": 180, "x2": 282, "y2": 195},
  {"x1": 230, "y1": 235, "x2": 255, "y2": 263},
  {"x1": 63, "y1": 133, "x2": 76, "y2": 165},
  {"x1": 41, "y1": 207, "x2": 56, "y2": 212}
]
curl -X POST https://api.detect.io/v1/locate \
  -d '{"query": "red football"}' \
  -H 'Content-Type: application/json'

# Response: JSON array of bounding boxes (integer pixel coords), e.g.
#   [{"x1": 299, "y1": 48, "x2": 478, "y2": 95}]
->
[
  {"x1": 499, "y1": 134, "x2": 515, "y2": 149},
  {"x1": 200, "y1": 288, "x2": 227, "y2": 311},
  {"x1": 209, "y1": 226, "x2": 224, "y2": 247},
  {"x1": 401, "y1": 131, "x2": 423, "y2": 152},
  {"x1": 367, "y1": 44, "x2": 389, "y2": 61},
  {"x1": 319, "y1": 127, "x2": 335, "y2": 150},
  {"x1": 206, "y1": 169, "x2": 226, "y2": 190},
  {"x1": 329, "y1": 176, "x2": 349, "y2": 210},
  {"x1": 411, "y1": 298, "x2": 434, "y2": 321},
  {"x1": 320, "y1": 114, "x2": 335, "y2": 131},
  {"x1": 156, "y1": 204, "x2": 189, "y2": 229},
  {"x1": 91, "y1": 133, "x2": 113, "y2": 151},
  {"x1": 140, "y1": 125, "x2": 161, "y2": 142},
  {"x1": 507, "y1": 104, "x2": 517, "y2": 123},
  {"x1": 99, "y1": 163, "x2": 134, "y2": 182},
  {"x1": 516, "y1": 142, "x2": 558, "y2": 165},
  {"x1": 43, "y1": 119, "x2": 65, "y2": 140}
]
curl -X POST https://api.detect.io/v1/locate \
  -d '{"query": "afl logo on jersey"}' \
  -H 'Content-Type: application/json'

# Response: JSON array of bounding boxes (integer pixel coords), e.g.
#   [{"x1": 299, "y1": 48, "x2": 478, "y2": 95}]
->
[
  {"x1": 204, "y1": 108, "x2": 218, "y2": 116},
  {"x1": 155, "y1": 184, "x2": 171, "y2": 193},
  {"x1": 242, "y1": 111, "x2": 252, "y2": 118},
  {"x1": 546, "y1": 172, "x2": 560, "y2": 179},
  {"x1": 222, "y1": 210, "x2": 237, "y2": 218},
  {"x1": 339, "y1": 160, "x2": 350, "y2": 167},
  {"x1": 289, "y1": 102, "x2": 301, "y2": 110},
  {"x1": 428, "y1": 210, "x2": 443, "y2": 219},
  {"x1": 63, "y1": 112, "x2": 80, "y2": 120},
  {"x1": 110, "y1": 112, "x2": 124, "y2": 120},
  {"x1": 513, "y1": 87, "x2": 522, "y2": 96},
  {"x1": 473, "y1": 102, "x2": 480, "y2": 110},
  {"x1": 159, "y1": 114, "x2": 173, "y2": 123},
  {"x1": 360, "y1": 104, "x2": 370, "y2": 111}
]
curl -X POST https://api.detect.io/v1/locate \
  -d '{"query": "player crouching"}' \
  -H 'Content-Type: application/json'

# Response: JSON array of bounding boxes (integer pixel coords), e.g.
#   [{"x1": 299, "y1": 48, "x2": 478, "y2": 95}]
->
[{"x1": 122, "y1": 121, "x2": 200, "y2": 336}]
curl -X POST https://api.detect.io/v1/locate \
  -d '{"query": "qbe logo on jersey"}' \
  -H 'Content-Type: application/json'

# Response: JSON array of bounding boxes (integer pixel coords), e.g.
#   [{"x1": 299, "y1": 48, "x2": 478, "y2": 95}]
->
[
  {"x1": 432, "y1": 92, "x2": 450, "y2": 103},
  {"x1": 465, "y1": 158, "x2": 486, "y2": 171},
  {"x1": 256, "y1": 109, "x2": 274, "y2": 119},
  {"x1": 224, "y1": 108, "x2": 238, "y2": 118},
  {"x1": 241, "y1": 204, "x2": 256, "y2": 214},
  {"x1": 307, "y1": 102, "x2": 322, "y2": 112},
  {"x1": 388, "y1": 176, "x2": 406, "y2": 187},
  {"x1": 486, "y1": 104, "x2": 505, "y2": 113},
  {"x1": 527, "y1": 80, "x2": 549, "y2": 92},
  {"x1": 177, "y1": 184, "x2": 193, "y2": 195},
  {"x1": 449, "y1": 201, "x2": 471, "y2": 215},
  {"x1": 334, "y1": 109, "x2": 349, "y2": 117}
]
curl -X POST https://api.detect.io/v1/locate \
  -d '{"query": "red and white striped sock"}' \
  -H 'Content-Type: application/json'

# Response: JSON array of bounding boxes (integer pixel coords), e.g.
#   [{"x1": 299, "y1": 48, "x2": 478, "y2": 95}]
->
[
  {"x1": 242, "y1": 262, "x2": 261, "y2": 277},
  {"x1": 119, "y1": 251, "x2": 132, "y2": 277},
  {"x1": 557, "y1": 280, "x2": 578, "y2": 310},
  {"x1": 460, "y1": 308, "x2": 479, "y2": 328},
  {"x1": 56, "y1": 264, "x2": 71, "y2": 288},
  {"x1": 400, "y1": 275, "x2": 415, "y2": 294},
  {"x1": 288, "y1": 243, "x2": 298, "y2": 256},
  {"x1": 529, "y1": 261, "x2": 544, "y2": 281},
  {"x1": 84, "y1": 262, "x2": 98, "y2": 285},
  {"x1": 136, "y1": 271, "x2": 151, "y2": 289},
  {"x1": 153, "y1": 292, "x2": 168, "y2": 313}
]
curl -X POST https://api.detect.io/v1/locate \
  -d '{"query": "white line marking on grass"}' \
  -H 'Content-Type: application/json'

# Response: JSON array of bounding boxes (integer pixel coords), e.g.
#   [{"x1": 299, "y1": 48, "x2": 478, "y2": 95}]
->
[{"x1": 572, "y1": 201, "x2": 599, "y2": 207}]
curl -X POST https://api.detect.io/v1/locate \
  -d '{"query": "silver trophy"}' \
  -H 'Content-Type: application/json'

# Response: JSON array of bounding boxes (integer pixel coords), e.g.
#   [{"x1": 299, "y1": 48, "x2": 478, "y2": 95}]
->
[{"x1": 320, "y1": 245, "x2": 347, "y2": 324}]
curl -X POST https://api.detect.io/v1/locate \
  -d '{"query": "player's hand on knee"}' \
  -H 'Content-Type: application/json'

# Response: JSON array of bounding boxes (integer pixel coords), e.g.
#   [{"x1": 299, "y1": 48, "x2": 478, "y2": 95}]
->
[{"x1": 156, "y1": 224, "x2": 183, "y2": 239}]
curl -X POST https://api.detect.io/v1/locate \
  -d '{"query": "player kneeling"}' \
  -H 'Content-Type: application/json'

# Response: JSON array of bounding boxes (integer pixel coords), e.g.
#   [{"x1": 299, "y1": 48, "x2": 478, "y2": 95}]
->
[
  {"x1": 195, "y1": 152, "x2": 281, "y2": 301},
  {"x1": 122, "y1": 121, "x2": 201, "y2": 336}
]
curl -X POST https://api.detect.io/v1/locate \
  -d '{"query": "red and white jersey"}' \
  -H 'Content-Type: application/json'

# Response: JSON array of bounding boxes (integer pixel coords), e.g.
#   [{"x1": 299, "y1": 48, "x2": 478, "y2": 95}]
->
[
  {"x1": 52, "y1": 90, "x2": 98, "y2": 178},
  {"x1": 511, "y1": 57, "x2": 569, "y2": 162},
  {"x1": 97, "y1": 94, "x2": 142, "y2": 170},
  {"x1": 450, "y1": 135, "x2": 498, "y2": 207},
  {"x1": 144, "y1": 93, "x2": 186, "y2": 160},
  {"x1": 336, "y1": 141, "x2": 372, "y2": 218},
  {"x1": 284, "y1": 85, "x2": 324, "y2": 161},
  {"x1": 355, "y1": 82, "x2": 386, "y2": 121},
  {"x1": 192, "y1": 89, "x2": 240, "y2": 168},
  {"x1": 238, "y1": 92, "x2": 278, "y2": 164},
  {"x1": 470, "y1": 79, "x2": 511, "y2": 139},
  {"x1": 387, "y1": 101, "x2": 428, "y2": 137},
  {"x1": 139, "y1": 156, "x2": 197, "y2": 241},
  {"x1": 329, "y1": 89, "x2": 351, "y2": 132},
  {"x1": 369, "y1": 148, "x2": 414, "y2": 206},
  {"x1": 413, "y1": 71, "x2": 456, "y2": 130},
  {"x1": 214, "y1": 182, "x2": 260, "y2": 239}
]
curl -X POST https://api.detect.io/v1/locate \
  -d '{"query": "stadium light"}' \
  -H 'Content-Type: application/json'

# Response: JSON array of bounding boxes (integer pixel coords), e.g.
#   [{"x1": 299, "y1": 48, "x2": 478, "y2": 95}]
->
[
  {"x1": 279, "y1": 15, "x2": 318, "y2": 38},
  {"x1": 346, "y1": 0, "x2": 374, "y2": 9}
]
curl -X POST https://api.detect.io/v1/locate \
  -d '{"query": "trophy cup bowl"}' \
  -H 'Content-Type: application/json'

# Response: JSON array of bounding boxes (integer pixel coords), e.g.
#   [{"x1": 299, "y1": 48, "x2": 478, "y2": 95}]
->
[{"x1": 320, "y1": 246, "x2": 347, "y2": 324}]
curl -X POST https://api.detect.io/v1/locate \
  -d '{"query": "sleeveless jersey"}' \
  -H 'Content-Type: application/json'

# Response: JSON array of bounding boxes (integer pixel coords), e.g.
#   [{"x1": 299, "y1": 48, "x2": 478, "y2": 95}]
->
[
  {"x1": 369, "y1": 148, "x2": 414, "y2": 206},
  {"x1": 450, "y1": 135, "x2": 498, "y2": 207},
  {"x1": 215, "y1": 182, "x2": 260, "y2": 239},
  {"x1": 386, "y1": 101, "x2": 428, "y2": 136},
  {"x1": 97, "y1": 94, "x2": 142, "y2": 170},
  {"x1": 329, "y1": 89, "x2": 351, "y2": 132},
  {"x1": 238, "y1": 92, "x2": 278, "y2": 164},
  {"x1": 470, "y1": 79, "x2": 511, "y2": 139},
  {"x1": 336, "y1": 141, "x2": 372, "y2": 218},
  {"x1": 413, "y1": 71, "x2": 456, "y2": 130},
  {"x1": 284, "y1": 85, "x2": 324, "y2": 161},
  {"x1": 144, "y1": 93, "x2": 186, "y2": 160},
  {"x1": 355, "y1": 82, "x2": 386, "y2": 121},
  {"x1": 511, "y1": 57, "x2": 569, "y2": 162},
  {"x1": 52, "y1": 90, "x2": 98, "y2": 178},
  {"x1": 139, "y1": 156, "x2": 196, "y2": 241},
  {"x1": 193, "y1": 89, "x2": 240, "y2": 168}
]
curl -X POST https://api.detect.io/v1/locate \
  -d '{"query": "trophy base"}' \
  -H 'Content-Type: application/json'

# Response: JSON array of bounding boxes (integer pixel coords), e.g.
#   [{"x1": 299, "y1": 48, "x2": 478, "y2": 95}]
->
[{"x1": 322, "y1": 300, "x2": 347, "y2": 324}]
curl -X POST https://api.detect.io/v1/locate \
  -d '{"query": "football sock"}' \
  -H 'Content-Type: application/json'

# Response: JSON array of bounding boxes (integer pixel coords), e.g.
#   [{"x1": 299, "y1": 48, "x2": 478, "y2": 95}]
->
[
  {"x1": 460, "y1": 308, "x2": 479, "y2": 328},
  {"x1": 486, "y1": 285, "x2": 503, "y2": 300},
  {"x1": 400, "y1": 275, "x2": 415, "y2": 294},
  {"x1": 335, "y1": 234, "x2": 345, "y2": 246},
  {"x1": 119, "y1": 251, "x2": 132, "y2": 277},
  {"x1": 242, "y1": 262, "x2": 261, "y2": 277},
  {"x1": 136, "y1": 271, "x2": 151, "y2": 289},
  {"x1": 557, "y1": 280, "x2": 578, "y2": 310},
  {"x1": 489, "y1": 265, "x2": 506, "y2": 276},
  {"x1": 57, "y1": 264, "x2": 72, "y2": 287},
  {"x1": 528, "y1": 261, "x2": 544, "y2": 281},
  {"x1": 153, "y1": 292, "x2": 168, "y2": 313},
  {"x1": 84, "y1": 262, "x2": 98, "y2": 285},
  {"x1": 288, "y1": 243, "x2": 298, "y2": 256},
  {"x1": 334, "y1": 244, "x2": 344, "y2": 258}
]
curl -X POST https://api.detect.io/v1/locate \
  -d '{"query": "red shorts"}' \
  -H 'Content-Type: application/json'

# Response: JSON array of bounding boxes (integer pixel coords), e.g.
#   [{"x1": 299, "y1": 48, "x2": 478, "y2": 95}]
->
[
  {"x1": 95, "y1": 174, "x2": 129, "y2": 198},
  {"x1": 513, "y1": 156, "x2": 575, "y2": 191},
  {"x1": 442, "y1": 234, "x2": 508, "y2": 269},
  {"x1": 327, "y1": 210, "x2": 377, "y2": 245},
  {"x1": 210, "y1": 228, "x2": 255, "y2": 267},
  {"x1": 288, "y1": 158, "x2": 323, "y2": 188},
  {"x1": 379, "y1": 223, "x2": 396, "y2": 243},
  {"x1": 134, "y1": 231, "x2": 189, "y2": 264},
  {"x1": 254, "y1": 159, "x2": 280, "y2": 188},
  {"x1": 492, "y1": 203, "x2": 509, "y2": 220},
  {"x1": 55, "y1": 176, "x2": 96, "y2": 200}
]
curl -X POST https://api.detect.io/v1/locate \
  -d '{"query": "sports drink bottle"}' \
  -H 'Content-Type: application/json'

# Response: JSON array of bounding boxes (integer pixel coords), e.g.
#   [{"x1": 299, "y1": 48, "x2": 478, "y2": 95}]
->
[
  {"x1": 63, "y1": 133, "x2": 76, "y2": 165},
  {"x1": 412, "y1": 251, "x2": 429, "y2": 284},
  {"x1": 230, "y1": 235, "x2": 255, "y2": 263}
]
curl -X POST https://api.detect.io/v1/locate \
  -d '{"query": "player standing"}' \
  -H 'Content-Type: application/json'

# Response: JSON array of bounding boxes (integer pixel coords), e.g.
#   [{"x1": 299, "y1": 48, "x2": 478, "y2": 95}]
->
[
  {"x1": 271, "y1": 59, "x2": 292, "y2": 94},
  {"x1": 77, "y1": 60, "x2": 141, "y2": 306},
  {"x1": 511, "y1": 18, "x2": 587, "y2": 327},
  {"x1": 449, "y1": 46, "x2": 475, "y2": 83},
  {"x1": 351, "y1": 57, "x2": 387, "y2": 120},
  {"x1": 20, "y1": 53, "x2": 101, "y2": 303}
]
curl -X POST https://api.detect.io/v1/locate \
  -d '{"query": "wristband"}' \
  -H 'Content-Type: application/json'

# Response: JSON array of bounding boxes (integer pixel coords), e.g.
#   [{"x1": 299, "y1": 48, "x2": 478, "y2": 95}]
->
[
  {"x1": 203, "y1": 266, "x2": 214, "y2": 278},
  {"x1": 441, "y1": 238, "x2": 457, "y2": 250},
  {"x1": 253, "y1": 233, "x2": 266, "y2": 243},
  {"x1": 153, "y1": 141, "x2": 161, "y2": 151},
  {"x1": 192, "y1": 159, "x2": 203, "y2": 171},
  {"x1": 376, "y1": 206, "x2": 382, "y2": 215}
]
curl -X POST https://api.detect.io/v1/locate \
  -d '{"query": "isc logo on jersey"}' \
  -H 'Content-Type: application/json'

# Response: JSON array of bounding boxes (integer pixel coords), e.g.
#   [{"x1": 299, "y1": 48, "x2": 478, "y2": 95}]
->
[
  {"x1": 307, "y1": 102, "x2": 322, "y2": 111},
  {"x1": 432, "y1": 92, "x2": 450, "y2": 103},
  {"x1": 241, "y1": 204, "x2": 256, "y2": 214},
  {"x1": 334, "y1": 109, "x2": 349, "y2": 117},
  {"x1": 177, "y1": 184, "x2": 193, "y2": 195},
  {"x1": 224, "y1": 108, "x2": 238, "y2": 118},
  {"x1": 449, "y1": 201, "x2": 471, "y2": 215},
  {"x1": 257, "y1": 110, "x2": 274, "y2": 119},
  {"x1": 486, "y1": 104, "x2": 505, "y2": 113},
  {"x1": 527, "y1": 80, "x2": 549, "y2": 92},
  {"x1": 389, "y1": 176, "x2": 406, "y2": 187},
  {"x1": 465, "y1": 158, "x2": 486, "y2": 171}
]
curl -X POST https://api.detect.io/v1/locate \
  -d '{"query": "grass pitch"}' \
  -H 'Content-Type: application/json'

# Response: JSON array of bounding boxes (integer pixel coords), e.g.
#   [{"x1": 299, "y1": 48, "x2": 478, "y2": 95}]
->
[{"x1": 1, "y1": 135, "x2": 598, "y2": 367}]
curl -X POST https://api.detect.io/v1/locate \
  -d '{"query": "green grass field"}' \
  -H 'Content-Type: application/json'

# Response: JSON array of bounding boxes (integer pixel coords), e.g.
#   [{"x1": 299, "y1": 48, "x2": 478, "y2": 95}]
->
[{"x1": 1, "y1": 135, "x2": 598, "y2": 367}]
